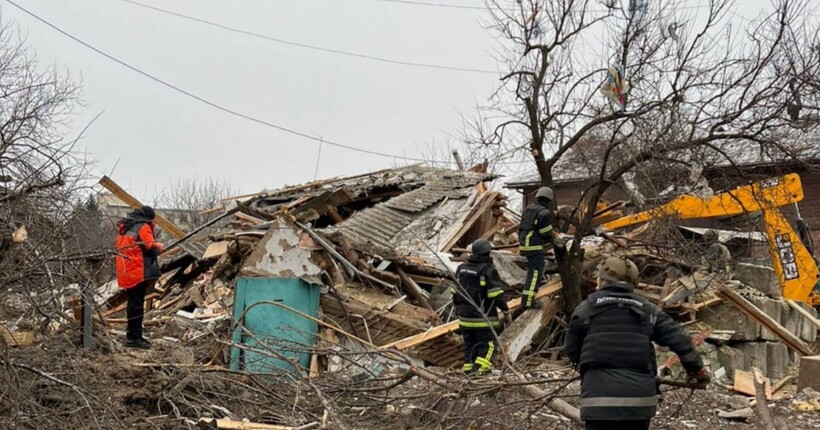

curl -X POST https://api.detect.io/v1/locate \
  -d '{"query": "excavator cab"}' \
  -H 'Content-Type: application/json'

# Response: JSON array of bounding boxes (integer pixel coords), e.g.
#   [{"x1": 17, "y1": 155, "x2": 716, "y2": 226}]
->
[{"x1": 602, "y1": 173, "x2": 820, "y2": 308}]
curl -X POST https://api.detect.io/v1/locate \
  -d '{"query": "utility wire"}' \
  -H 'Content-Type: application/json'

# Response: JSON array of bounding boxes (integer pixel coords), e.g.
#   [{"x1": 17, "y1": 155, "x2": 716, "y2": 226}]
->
[
  {"x1": 4, "y1": 0, "x2": 439, "y2": 163},
  {"x1": 360, "y1": 0, "x2": 711, "y2": 13},
  {"x1": 120, "y1": 0, "x2": 497, "y2": 75},
  {"x1": 369, "y1": 0, "x2": 485, "y2": 10}
]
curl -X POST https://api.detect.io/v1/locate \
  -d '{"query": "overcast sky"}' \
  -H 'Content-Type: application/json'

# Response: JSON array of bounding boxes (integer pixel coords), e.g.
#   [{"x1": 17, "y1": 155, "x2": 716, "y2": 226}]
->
[{"x1": 1, "y1": 0, "x2": 778, "y2": 199}]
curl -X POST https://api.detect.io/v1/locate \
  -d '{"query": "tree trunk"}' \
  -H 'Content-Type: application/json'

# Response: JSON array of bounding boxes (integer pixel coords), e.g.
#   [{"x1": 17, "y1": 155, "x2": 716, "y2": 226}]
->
[{"x1": 555, "y1": 243, "x2": 584, "y2": 314}]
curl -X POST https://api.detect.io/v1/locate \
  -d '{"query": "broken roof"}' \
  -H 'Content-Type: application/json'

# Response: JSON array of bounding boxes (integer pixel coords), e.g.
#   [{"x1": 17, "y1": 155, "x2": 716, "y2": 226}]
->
[{"x1": 171, "y1": 165, "x2": 496, "y2": 264}]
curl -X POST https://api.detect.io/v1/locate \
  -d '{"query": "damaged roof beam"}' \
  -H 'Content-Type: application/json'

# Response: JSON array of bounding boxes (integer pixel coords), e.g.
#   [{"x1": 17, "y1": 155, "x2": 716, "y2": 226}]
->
[{"x1": 295, "y1": 221, "x2": 401, "y2": 296}]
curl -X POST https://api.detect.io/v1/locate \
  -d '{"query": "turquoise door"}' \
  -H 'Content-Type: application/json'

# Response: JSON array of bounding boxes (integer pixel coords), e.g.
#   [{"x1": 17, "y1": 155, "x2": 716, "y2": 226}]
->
[{"x1": 230, "y1": 277, "x2": 320, "y2": 374}]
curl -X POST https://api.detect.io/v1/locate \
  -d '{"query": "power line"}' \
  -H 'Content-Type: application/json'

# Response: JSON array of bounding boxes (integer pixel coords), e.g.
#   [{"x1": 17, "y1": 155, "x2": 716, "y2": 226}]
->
[
  {"x1": 368, "y1": 0, "x2": 485, "y2": 10},
  {"x1": 119, "y1": 0, "x2": 497, "y2": 75},
  {"x1": 4, "y1": 0, "x2": 439, "y2": 163},
  {"x1": 361, "y1": 0, "x2": 711, "y2": 13}
]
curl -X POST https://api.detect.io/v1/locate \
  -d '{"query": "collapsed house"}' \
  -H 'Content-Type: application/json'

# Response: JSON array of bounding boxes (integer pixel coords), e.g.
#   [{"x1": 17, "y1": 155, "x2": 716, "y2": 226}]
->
[
  {"x1": 23, "y1": 164, "x2": 814, "y2": 428},
  {"x1": 94, "y1": 165, "x2": 524, "y2": 371}
]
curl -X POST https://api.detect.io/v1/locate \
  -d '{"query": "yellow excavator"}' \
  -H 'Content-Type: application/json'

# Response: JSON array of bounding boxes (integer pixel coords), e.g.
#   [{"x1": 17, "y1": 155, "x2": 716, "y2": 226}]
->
[{"x1": 601, "y1": 173, "x2": 820, "y2": 307}]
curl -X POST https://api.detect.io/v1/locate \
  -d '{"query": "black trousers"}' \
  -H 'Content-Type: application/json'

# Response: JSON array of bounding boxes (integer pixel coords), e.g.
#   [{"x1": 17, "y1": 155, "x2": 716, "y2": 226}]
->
[
  {"x1": 522, "y1": 253, "x2": 545, "y2": 307},
  {"x1": 461, "y1": 329, "x2": 496, "y2": 374},
  {"x1": 585, "y1": 420, "x2": 651, "y2": 430},
  {"x1": 126, "y1": 280, "x2": 150, "y2": 341}
]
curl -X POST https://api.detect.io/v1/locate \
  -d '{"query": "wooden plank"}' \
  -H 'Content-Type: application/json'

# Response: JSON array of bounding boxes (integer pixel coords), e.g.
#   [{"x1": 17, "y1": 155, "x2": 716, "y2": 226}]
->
[
  {"x1": 734, "y1": 369, "x2": 772, "y2": 399},
  {"x1": 202, "y1": 241, "x2": 229, "y2": 260},
  {"x1": 786, "y1": 300, "x2": 820, "y2": 330},
  {"x1": 0, "y1": 326, "x2": 34, "y2": 347},
  {"x1": 500, "y1": 296, "x2": 558, "y2": 363},
  {"x1": 105, "y1": 316, "x2": 171, "y2": 326},
  {"x1": 396, "y1": 267, "x2": 442, "y2": 324},
  {"x1": 718, "y1": 286, "x2": 815, "y2": 356},
  {"x1": 384, "y1": 281, "x2": 562, "y2": 350},
  {"x1": 198, "y1": 418, "x2": 296, "y2": 430},
  {"x1": 407, "y1": 274, "x2": 444, "y2": 286},
  {"x1": 234, "y1": 212, "x2": 266, "y2": 225},
  {"x1": 99, "y1": 176, "x2": 187, "y2": 239},
  {"x1": 479, "y1": 222, "x2": 504, "y2": 240},
  {"x1": 439, "y1": 192, "x2": 499, "y2": 252},
  {"x1": 101, "y1": 293, "x2": 159, "y2": 317}
]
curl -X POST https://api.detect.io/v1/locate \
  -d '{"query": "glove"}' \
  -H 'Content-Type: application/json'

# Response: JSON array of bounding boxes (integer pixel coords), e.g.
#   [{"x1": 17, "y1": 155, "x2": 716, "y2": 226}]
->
[
  {"x1": 500, "y1": 311, "x2": 513, "y2": 327},
  {"x1": 687, "y1": 368, "x2": 711, "y2": 385},
  {"x1": 553, "y1": 236, "x2": 568, "y2": 248}
]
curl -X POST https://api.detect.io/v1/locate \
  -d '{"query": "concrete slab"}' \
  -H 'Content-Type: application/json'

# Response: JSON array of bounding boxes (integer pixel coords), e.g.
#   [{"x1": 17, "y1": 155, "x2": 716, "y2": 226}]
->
[
  {"x1": 797, "y1": 355, "x2": 820, "y2": 392},
  {"x1": 734, "y1": 263, "x2": 777, "y2": 297}
]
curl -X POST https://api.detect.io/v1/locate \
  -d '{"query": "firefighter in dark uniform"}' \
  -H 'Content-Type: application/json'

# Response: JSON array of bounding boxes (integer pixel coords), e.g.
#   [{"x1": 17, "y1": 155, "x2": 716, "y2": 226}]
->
[
  {"x1": 702, "y1": 229, "x2": 732, "y2": 276},
  {"x1": 454, "y1": 239, "x2": 512, "y2": 375},
  {"x1": 518, "y1": 186, "x2": 564, "y2": 309},
  {"x1": 565, "y1": 256, "x2": 710, "y2": 430}
]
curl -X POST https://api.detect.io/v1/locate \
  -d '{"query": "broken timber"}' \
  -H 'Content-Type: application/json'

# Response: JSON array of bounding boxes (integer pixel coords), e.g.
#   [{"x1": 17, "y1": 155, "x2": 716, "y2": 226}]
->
[
  {"x1": 384, "y1": 281, "x2": 562, "y2": 350},
  {"x1": 718, "y1": 286, "x2": 814, "y2": 356},
  {"x1": 99, "y1": 175, "x2": 187, "y2": 239},
  {"x1": 499, "y1": 296, "x2": 558, "y2": 364},
  {"x1": 395, "y1": 267, "x2": 441, "y2": 323},
  {"x1": 198, "y1": 418, "x2": 312, "y2": 430}
]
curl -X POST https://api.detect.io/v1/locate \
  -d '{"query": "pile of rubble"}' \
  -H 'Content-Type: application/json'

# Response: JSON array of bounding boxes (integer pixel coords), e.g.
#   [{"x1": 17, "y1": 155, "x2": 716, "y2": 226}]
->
[{"x1": 4, "y1": 164, "x2": 818, "y2": 429}]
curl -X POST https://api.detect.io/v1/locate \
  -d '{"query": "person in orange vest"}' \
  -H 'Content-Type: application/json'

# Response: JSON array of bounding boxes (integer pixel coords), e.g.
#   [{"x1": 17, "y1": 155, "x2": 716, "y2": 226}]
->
[{"x1": 116, "y1": 206, "x2": 164, "y2": 349}]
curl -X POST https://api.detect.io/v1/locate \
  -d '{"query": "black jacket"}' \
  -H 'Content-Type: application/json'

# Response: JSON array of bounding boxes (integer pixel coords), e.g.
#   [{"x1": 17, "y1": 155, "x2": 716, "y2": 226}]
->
[
  {"x1": 453, "y1": 254, "x2": 508, "y2": 330},
  {"x1": 564, "y1": 283, "x2": 703, "y2": 421},
  {"x1": 518, "y1": 198, "x2": 554, "y2": 255}
]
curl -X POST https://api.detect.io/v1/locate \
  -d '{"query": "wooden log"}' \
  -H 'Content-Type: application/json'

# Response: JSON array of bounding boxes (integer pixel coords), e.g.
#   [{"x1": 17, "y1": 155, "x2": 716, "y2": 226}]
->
[
  {"x1": 752, "y1": 367, "x2": 777, "y2": 430},
  {"x1": 520, "y1": 385, "x2": 582, "y2": 425},
  {"x1": 99, "y1": 176, "x2": 187, "y2": 239},
  {"x1": 326, "y1": 206, "x2": 344, "y2": 224},
  {"x1": 384, "y1": 281, "x2": 562, "y2": 350},
  {"x1": 718, "y1": 286, "x2": 815, "y2": 356}
]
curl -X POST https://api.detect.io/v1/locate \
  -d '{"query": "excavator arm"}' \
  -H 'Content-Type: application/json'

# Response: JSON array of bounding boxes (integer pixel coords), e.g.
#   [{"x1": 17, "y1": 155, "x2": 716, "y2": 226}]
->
[{"x1": 602, "y1": 173, "x2": 820, "y2": 306}]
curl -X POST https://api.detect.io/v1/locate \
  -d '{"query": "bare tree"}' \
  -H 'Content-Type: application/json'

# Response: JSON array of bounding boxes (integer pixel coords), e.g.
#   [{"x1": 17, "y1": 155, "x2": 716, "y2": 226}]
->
[
  {"x1": 0, "y1": 16, "x2": 115, "y2": 336},
  {"x1": 471, "y1": 0, "x2": 820, "y2": 311},
  {"x1": 153, "y1": 177, "x2": 237, "y2": 227}
]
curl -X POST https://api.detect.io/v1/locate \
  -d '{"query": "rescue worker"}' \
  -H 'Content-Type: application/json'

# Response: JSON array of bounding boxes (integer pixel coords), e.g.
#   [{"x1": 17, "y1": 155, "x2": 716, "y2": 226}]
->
[
  {"x1": 454, "y1": 239, "x2": 512, "y2": 375},
  {"x1": 564, "y1": 256, "x2": 710, "y2": 430},
  {"x1": 702, "y1": 229, "x2": 732, "y2": 276},
  {"x1": 116, "y1": 206, "x2": 164, "y2": 349},
  {"x1": 518, "y1": 186, "x2": 564, "y2": 309}
]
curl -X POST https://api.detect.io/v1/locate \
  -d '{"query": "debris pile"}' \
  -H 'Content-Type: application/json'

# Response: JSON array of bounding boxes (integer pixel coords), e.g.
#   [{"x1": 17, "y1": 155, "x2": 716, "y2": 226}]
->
[{"x1": 3, "y1": 165, "x2": 819, "y2": 429}]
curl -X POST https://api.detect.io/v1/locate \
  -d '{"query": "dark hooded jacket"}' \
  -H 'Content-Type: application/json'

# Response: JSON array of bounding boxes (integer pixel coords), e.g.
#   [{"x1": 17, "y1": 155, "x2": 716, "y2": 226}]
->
[
  {"x1": 518, "y1": 197, "x2": 554, "y2": 255},
  {"x1": 453, "y1": 254, "x2": 509, "y2": 329},
  {"x1": 564, "y1": 283, "x2": 703, "y2": 421},
  {"x1": 116, "y1": 209, "x2": 163, "y2": 289}
]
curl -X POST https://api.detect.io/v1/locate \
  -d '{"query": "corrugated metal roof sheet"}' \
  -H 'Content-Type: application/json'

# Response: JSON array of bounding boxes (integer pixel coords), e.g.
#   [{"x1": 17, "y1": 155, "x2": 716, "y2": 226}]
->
[{"x1": 326, "y1": 171, "x2": 490, "y2": 265}]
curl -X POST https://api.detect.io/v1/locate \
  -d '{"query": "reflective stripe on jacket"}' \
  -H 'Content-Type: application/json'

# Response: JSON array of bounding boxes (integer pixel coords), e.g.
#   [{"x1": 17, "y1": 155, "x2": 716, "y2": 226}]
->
[
  {"x1": 518, "y1": 199, "x2": 553, "y2": 254},
  {"x1": 453, "y1": 255, "x2": 508, "y2": 330},
  {"x1": 564, "y1": 283, "x2": 704, "y2": 421}
]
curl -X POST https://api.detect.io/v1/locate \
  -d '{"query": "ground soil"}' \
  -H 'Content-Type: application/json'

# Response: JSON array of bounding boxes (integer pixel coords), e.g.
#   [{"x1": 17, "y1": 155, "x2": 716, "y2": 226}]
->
[{"x1": 1, "y1": 333, "x2": 817, "y2": 429}]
